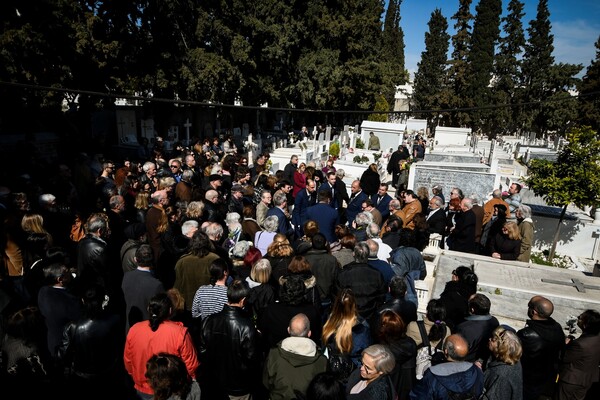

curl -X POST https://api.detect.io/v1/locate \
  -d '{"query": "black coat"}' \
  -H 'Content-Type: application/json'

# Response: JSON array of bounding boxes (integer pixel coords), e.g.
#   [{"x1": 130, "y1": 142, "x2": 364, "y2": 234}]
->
[
  {"x1": 448, "y1": 210, "x2": 477, "y2": 254},
  {"x1": 201, "y1": 305, "x2": 261, "y2": 397},
  {"x1": 360, "y1": 168, "x2": 381, "y2": 197}
]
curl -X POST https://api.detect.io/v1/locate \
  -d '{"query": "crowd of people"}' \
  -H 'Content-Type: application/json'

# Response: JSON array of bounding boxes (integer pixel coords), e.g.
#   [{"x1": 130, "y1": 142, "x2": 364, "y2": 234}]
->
[{"x1": 0, "y1": 135, "x2": 598, "y2": 400}]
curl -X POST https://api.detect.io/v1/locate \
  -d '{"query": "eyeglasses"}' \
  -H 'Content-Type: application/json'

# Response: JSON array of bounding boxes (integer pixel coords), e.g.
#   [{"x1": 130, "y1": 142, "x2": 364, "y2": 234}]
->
[{"x1": 170, "y1": 165, "x2": 179, "y2": 169}]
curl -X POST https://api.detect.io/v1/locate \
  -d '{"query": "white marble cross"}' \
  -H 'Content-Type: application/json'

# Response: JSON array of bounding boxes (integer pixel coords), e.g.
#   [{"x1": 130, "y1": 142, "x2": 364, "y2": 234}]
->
[{"x1": 183, "y1": 119, "x2": 192, "y2": 145}]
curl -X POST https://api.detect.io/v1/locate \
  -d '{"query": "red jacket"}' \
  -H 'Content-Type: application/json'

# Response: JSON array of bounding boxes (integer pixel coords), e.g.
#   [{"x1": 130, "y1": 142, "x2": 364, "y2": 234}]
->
[{"x1": 124, "y1": 320, "x2": 199, "y2": 394}]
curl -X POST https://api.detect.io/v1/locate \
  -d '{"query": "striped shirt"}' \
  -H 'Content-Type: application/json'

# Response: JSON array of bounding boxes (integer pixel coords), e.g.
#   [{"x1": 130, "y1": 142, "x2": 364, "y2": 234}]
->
[{"x1": 191, "y1": 284, "x2": 228, "y2": 319}]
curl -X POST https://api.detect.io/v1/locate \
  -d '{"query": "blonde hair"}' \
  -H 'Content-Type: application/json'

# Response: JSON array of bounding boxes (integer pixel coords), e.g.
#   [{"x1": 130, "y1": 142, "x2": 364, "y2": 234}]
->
[
  {"x1": 503, "y1": 221, "x2": 521, "y2": 240},
  {"x1": 21, "y1": 213, "x2": 46, "y2": 234},
  {"x1": 250, "y1": 259, "x2": 272, "y2": 284},
  {"x1": 135, "y1": 191, "x2": 150, "y2": 210},
  {"x1": 490, "y1": 326, "x2": 522, "y2": 365},
  {"x1": 186, "y1": 201, "x2": 205, "y2": 219},
  {"x1": 158, "y1": 176, "x2": 176, "y2": 190},
  {"x1": 267, "y1": 234, "x2": 294, "y2": 257},
  {"x1": 322, "y1": 289, "x2": 358, "y2": 354}
]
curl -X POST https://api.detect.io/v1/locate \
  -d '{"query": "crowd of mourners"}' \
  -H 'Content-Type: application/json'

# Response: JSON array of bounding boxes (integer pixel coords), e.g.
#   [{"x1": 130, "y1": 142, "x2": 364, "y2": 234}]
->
[{"x1": 0, "y1": 135, "x2": 598, "y2": 400}]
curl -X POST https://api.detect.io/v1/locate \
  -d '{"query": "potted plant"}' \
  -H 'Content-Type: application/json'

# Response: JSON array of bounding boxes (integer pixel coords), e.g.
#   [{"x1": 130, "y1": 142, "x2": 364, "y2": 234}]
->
[{"x1": 329, "y1": 142, "x2": 340, "y2": 160}]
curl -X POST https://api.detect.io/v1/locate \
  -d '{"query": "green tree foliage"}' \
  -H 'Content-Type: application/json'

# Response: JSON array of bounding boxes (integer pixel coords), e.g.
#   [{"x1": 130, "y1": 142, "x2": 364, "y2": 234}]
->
[
  {"x1": 490, "y1": 0, "x2": 525, "y2": 138},
  {"x1": 296, "y1": 0, "x2": 386, "y2": 110},
  {"x1": 466, "y1": 0, "x2": 502, "y2": 132},
  {"x1": 519, "y1": 0, "x2": 554, "y2": 136},
  {"x1": 413, "y1": 9, "x2": 450, "y2": 128},
  {"x1": 381, "y1": 0, "x2": 407, "y2": 106},
  {"x1": 525, "y1": 126, "x2": 600, "y2": 259},
  {"x1": 368, "y1": 94, "x2": 389, "y2": 122},
  {"x1": 447, "y1": 0, "x2": 473, "y2": 127},
  {"x1": 579, "y1": 36, "x2": 600, "y2": 131}
]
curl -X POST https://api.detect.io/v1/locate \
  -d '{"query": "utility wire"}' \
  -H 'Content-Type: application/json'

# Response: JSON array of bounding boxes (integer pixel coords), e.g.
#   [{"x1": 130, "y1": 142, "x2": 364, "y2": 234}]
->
[{"x1": 1, "y1": 80, "x2": 598, "y2": 115}]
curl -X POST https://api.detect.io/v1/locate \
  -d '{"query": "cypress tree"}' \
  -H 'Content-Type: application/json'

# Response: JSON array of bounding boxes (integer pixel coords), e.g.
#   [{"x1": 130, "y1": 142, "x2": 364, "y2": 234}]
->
[
  {"x1": 579, "y1": 35, "x2": 600, "y2": 131},
  {"x1": 412, "y1": 9, "x2": 450, "y2": 128},
  {"x1": 491, "y1": 0, "x2": 525, "y2": 137},
  {"x1": 466, "y1": 0, "x2": 502, "y2": 132},
  {"x1": 447, "y1": 0, "x2": 474, "y2": 127},
  {"x1": 520, "y1": 0, "x2": 555, "y2": 135},
  {"x1": 381, "y1": 0, "x2": 407, "y2": 106}
]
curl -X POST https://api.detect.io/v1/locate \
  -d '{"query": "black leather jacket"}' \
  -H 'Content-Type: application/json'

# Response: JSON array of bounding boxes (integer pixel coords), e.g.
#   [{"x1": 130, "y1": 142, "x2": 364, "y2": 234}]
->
[
  {"x1": 58, "y1": 311, "x2": 123, "y2": 378},
  {"x1": 200, "y1": 304, "x2": 260, "y2": 396},
  {"x1": 76, "y1": 234, "x2": 110, "y2": 288}
]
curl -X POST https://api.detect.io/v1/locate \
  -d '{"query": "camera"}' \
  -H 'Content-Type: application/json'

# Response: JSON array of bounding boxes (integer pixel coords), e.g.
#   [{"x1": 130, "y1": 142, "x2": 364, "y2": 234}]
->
[{"x1": 565, "y1": 316, "x2": 578, "y2": 335}]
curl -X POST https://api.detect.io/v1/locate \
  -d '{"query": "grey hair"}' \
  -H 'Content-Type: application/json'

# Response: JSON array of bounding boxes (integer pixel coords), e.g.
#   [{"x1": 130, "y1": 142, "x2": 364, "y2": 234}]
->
[
  {"x1": 366, "y1": 222, "x2": 380, "y2": 239},
  {"x1": 181, "y1": 169, "x2": 194, "y2": 182},
  {"x1": 431, "y1": 196, "x2": 444, "y2": 208},
  {"x1": 205, "y1": 222, "x2": 224, "y2": 238},
  {"x1": 230, "y1": 240, "x2": 251, "y2": 258},
  {"x1": 353, "y1": 242, "x2": 370, "y2": 263},
  {"x1": 462, "y1": 198, "x2": 473, "y2": 210},
  {"x1": 263, "y1": 215, "x2": 279, "y2": 232},
  {"x1": 225, "y1": 212, "x2": 241, "y2": 225},
  {"x1": 389, "y1": 199, "x2": 402, "y2": 210},
  {"x1": 518, "y1": 204, "x2": 532, "y2": 218},
  {"x1": 181, "y1": 220, "x2": 199, "y2": 237},
  {"x1": 335, "y1": 169, "x2": 345, "y2": 179},
  {"x1": 362, "y1": 344, "x2": 396, "y2": 374},
  {"x1": 142, "y1": 161, "x2": 156, "y2": 173},
  {"x1": 38, "y1": 193, "x2": 56, "y2": 206},
  {"x1": 355, "y1": 212, "x2": 373, "y2": 227},
  {"x1": 273, "y1": 191, "x2": 287, "y2": 207}
]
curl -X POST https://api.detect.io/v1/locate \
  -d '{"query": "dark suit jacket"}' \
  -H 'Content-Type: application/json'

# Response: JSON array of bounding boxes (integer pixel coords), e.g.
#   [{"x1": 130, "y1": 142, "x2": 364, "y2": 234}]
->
[
  {"x1": 306, "y1": 203, "x2": 339, "y2": 243},
  {"x1": 267, "y1": 206, "x2": 293, "y2": 237},
  {"x1": 346, "y1": 191, "x2": 367, "y2": 226},
  {"x1": 426, "y1": 208, "x2": 446, "y2": 235},
  {"x1": 372, "y1": 193, "x2": 392, "y2": 222},
  {"x1": 292, "y1": 188, "x2": 316, "y2": 236},
  {"x1": 559, "y1": 333, "x2": 600, "y2": 388}
]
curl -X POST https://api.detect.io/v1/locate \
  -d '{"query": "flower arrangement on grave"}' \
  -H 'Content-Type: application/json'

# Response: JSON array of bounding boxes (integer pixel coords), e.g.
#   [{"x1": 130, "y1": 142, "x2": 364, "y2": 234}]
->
[
  {"x1": 352, "y1": 155, "x2": 370, "y2": 164},
  {"x1": 356, "y1": 138, "x2": 365, "y2": 149},
  {"x1": 373, "y1": 152, "x2": 382, "y2": 162}
]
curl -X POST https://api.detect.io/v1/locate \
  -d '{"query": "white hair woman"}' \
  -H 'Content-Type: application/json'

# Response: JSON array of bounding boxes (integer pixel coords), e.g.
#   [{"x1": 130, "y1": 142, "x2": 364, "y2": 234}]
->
[
  {"x1": 345, "y1": 344, "x2": 396, "y2": 399},
  {"x1": 255, "y1": 215, "x2": 279, "y2": 256}
]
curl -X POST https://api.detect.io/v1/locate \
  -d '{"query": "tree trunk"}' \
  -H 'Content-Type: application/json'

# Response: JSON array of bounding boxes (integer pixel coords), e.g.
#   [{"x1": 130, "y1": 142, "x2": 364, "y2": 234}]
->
[{"x1": 549, "y1": 204, "x2": 568, "y2": 261}]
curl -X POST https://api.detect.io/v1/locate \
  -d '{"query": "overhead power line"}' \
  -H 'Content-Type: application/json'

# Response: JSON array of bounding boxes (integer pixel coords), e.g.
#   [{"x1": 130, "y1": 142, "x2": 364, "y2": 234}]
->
[{"x1": 1, "y1": 80, "x2": 598, "y2": 115}]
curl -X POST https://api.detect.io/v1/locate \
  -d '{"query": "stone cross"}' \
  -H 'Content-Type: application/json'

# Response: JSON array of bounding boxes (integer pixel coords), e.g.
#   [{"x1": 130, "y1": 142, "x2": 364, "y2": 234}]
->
[
  {"x1": 183, "y1": 118, "x2": 192, "y2": 145},
  {"x1": 541, "y1": 278, "x2": 600, "y2": 293}
]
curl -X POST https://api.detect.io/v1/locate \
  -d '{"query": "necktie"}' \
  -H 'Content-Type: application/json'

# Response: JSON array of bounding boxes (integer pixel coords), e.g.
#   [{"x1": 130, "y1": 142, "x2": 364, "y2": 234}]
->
[{"x1": 377, "y1": 196, "x2": 382, "y2": 205}]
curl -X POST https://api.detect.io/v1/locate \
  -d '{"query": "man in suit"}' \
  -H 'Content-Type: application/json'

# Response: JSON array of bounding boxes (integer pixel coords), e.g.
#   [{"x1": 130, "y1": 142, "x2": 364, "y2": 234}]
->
[
  {"x1": 426, "y1": 196, "x2": 446, "y2": 236},
  {"x1": 306, "y1": 189, "x2": 339, "y2": 243},
  {"x1": 371, "y1": 183, "x2": 392, "y2": 223},
  {"x1": 292, "y1": 178, "x2": 317, "y2": 238},
  {"x1": 267, "y1": 190, "x2": 294, "y2": 239},
  {"x1": 318, "y1": 171, "x2": 338, "y2": 208},
  {"x1": 556, "y1": 309, "x2": 600, "y2": 400},
  {"x1": 447, "y1": 198, "x2": 477, "y2": 254},
  {"x1": 346, "y1": 179, "x2": 367, "y2": 227}
]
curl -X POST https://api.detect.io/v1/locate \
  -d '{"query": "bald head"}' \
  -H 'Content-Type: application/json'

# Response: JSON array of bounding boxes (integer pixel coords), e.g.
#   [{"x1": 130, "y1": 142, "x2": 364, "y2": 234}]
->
[
  {"x1": 529, "y1": 295, "x2": 554, "y2": 319},
  {"x1": 444, "y1": 334, "x2": 469, "y2": 361},
  {"x1": 366, "y1": 239, "x2": 379, "y2": 257},
  {"x1": 288, "y1": 313, "x2": 311, "y2": 338},
  {"x1": 492, "y1": 189, "x2": 502, "y2": 199}
]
